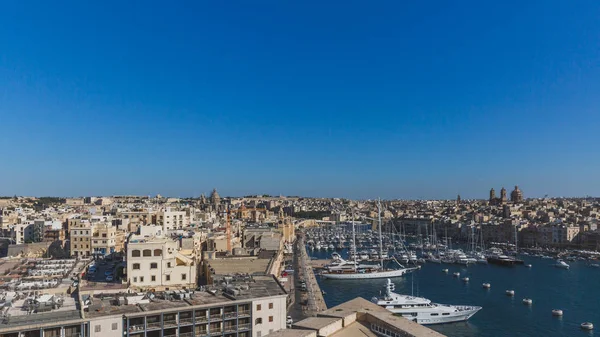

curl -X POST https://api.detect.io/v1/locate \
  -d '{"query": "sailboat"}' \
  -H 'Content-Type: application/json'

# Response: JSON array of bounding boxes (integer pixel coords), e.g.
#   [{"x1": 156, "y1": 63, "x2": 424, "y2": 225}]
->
[{"x1": 321, "y1": 200, "x2": 417, "y2": 280}]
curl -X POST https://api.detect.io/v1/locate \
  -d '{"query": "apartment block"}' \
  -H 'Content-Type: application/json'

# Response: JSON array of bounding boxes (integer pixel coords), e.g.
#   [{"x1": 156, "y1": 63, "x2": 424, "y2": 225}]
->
[
  {"x1": 127, "y1": 226, "x2": 197, "y2": 289},
  {"x1": 91, "y1": 224, "x2": 116, "y2": 256},
  {"x1": 70, "y1": 224, "x2": 92, "y2": 257},
  {"x1": 0, "y1": 276, "x2": 288, "y2": 337}
]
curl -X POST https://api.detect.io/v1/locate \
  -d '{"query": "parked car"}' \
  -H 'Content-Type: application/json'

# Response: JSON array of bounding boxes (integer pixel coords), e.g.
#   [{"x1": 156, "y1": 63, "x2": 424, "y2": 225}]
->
[
  {"x1": 286, "y1": 316, "x2": 293, "y2": 328},
  {"x1": 105, "y1": 275, "x2": 114, "y2": 282}
]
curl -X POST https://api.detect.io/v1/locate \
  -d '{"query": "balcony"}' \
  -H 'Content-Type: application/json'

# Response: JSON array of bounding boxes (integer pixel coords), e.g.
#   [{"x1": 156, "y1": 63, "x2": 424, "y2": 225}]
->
[
  {"x1": 179, "y1": 333, "x2": 193, "y2": 337},
  {"x1": 163, "y1": 320, "x2": 178, "y2": 328},
  {"x1": 196, "y1": 316, "x2": 209, "y2": 323},
  {"x1": 210, "y1": 314, "x2": 223, "y2": 321},
  {"x1": 146, "y1": 322, "x2": 161, "y2": 330},
  {"x1": 195, "y1": 329, "x2": 208, "y2": 336},
  {"x1": 223, "y1": 325, "x2": 237, "y2": 333},
  {"x1": 223, "y1": 312, "x2": 237, "y2": 319},
  {"x1": 209, "y1": 328, "x2": 222, "y2": 335},
  {"x1": 179, "y1": 318, "x2": 193, "y2": 325},
  {"x1": 128, "y1": 324, "x2": 145, "y2": 332},
  {"x1": 238, "y1": 324, "x2": 251, "y2": 331},
  {"x1": 238, "y1": 310, "x2": 250, "y2": 317},
  {"x1": 163, "y1": 334, "x2": 177, "y2": 337}
]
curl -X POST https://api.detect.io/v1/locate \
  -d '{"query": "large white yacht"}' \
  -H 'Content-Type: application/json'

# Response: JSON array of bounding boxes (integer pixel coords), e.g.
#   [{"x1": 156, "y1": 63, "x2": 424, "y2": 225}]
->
[{"x1": 371, "y1": 279, "x2": 482, "y2": 325}]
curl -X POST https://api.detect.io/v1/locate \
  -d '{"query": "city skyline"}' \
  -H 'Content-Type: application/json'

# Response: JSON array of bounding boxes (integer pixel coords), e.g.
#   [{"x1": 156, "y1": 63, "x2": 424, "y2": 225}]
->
[{"x1": 1, "y1": 1, "x2": 599, "y2": 199}]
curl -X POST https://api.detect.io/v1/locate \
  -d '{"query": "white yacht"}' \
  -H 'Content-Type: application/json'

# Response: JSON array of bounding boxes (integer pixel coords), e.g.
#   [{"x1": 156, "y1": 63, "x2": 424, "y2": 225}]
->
[
  {"x1": 372, "y1": 279, "x2": 482, "y2": 325},
  {"x1": 371, "y1": 279, "x2": 481, "y2": 325}
]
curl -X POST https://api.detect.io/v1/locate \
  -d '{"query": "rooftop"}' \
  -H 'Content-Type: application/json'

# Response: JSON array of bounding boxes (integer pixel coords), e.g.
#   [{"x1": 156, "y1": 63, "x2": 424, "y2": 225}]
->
[{"x1": 85, "y1": 275, "x2": 286, "y2": 318}]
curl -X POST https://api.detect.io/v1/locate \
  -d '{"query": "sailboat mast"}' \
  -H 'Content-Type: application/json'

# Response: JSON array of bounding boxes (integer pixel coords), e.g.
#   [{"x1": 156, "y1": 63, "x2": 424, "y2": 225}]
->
[
  {"x1": 352, "y1": 212, "x2": 357, "y2": 271},
  {"x1": 378, "y1": 199, "x2": 383, "y2": 269}
]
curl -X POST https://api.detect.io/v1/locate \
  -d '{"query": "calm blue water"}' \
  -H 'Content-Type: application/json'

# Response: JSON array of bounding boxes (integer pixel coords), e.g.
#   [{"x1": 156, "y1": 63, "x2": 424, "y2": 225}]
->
[{"x1": 309, "y1": 248, "x2": 600, "y2": 337}]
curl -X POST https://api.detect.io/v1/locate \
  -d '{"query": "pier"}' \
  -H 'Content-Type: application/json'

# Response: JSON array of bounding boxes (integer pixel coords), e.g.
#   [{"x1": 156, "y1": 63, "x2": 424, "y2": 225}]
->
[{"x1": 290, "y1": 232, "x2": 327, "y2": 319}]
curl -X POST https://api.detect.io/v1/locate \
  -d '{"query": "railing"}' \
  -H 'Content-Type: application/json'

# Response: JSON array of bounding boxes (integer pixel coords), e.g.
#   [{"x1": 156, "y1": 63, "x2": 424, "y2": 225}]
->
[
  {"x1": 223, "y1": 312, "x2": 237, "y2": 319},
  {"x1": 179, "y1": 318, "x2": 193, "y2": 325},
  {"x1": 195, "y1": 330, "x2": 208, "y2": 336},
  {"x1": 224, "y1": 325, "x2": 237, "y2": 333},
  {"x1": 179, "y1": 333, "x2": 193, "y2": 337},
  {"x1": 238, "y1": 310, "x2": 251, "y2": 317},
  {"x1": 163, "y1": 320, "x2": 178, "y2": 327},
  {"x1": 209, "y1": 328, "x2": 222, "y2": 335},
  {"x1": 146, "y1": 322, "x2": 161, "y2": 329},
  {"x1": 210, "y1": 314, "x2": 223, "y2": 320},
  {"x1": 163, "y1": 334, "x2": 177, "y2": 337},
  {"x1": 196, "y1": 316, "x2": 209, "y2": 323},
  {"x1": 128, "y1": 325, "x2": 145, "y2": 332},
  {"x1": 238, "y1": 323, "x2": 251, "y2": 331}
]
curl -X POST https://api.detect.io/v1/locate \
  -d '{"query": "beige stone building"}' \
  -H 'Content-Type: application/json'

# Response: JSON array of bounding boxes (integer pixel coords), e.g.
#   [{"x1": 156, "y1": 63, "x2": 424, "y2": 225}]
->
[
  {"x1": 70, "y1": 223, "x2": 92, "y2": 257},
  {"x1": 127, "y1": 226, "x2": 197, "y2": 289},
  {"x1": 91, "y1": 223, "x2": 117, "y2": 256}
]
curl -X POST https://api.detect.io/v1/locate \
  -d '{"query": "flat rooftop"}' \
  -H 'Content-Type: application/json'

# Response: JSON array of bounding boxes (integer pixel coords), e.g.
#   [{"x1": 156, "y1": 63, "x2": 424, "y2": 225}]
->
[
  {"x1": 207, "y1": 258, "x2": 271, "y2": 276},
  {"x1": 0, "y1": 294, "x2": 80, "y2": 330},
  {"x1": 86, "y1": 275, "x2": 286, "y2": 318}
]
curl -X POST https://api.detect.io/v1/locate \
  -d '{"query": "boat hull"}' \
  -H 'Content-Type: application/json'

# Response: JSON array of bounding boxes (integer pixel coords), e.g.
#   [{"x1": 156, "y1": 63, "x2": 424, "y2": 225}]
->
[
  {"x1": 321, "y1": 268, "x2": 413, "y2": 280},
  {"x1": 391, "y1": 307, "x2": 482, "y2": 325}
]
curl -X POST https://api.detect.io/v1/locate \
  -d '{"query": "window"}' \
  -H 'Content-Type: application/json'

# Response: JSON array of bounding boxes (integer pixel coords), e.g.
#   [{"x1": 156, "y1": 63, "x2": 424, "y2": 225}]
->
[
  {"x1": 150, "y1": 263, "x2": 158, "y2": 269},
  {"x1": 151, "y1": 275, "x2": 156, "y2": 282},
  {"x1": 95, "y1": 325, "x2": 101, "y2": 332},
  {"x1": 181, "y1": 273, "x2": 186, "y2": 280},
  {"x1": 430, "y1": 313, "x2": 439, "y2": 316},
  {"x1": 140, "y1": 276, "x2": 144, "y2": 282},
  {"x1": 166, "y1": 275, "x2": 171, "y2": 281},
  {"x1": 112, "y1": 323, "x2": 118, "y2": 330},
  {"x1": 257, "y1": 304, "x2": 261, "y2": 311},
  {"x1": 133, "y1": 277, "x2": 137, "y2": 282},
  {"x1": 154, "y1": 249, "x2": 162, "y2": 256},
  {"x1": 102, "y1": 233, "x2": 107, "y2": 238},
  {"x1": 268, "y1": 303, "x2": 273, "y2": 309},
  {"x1": 268, "y1": 316, "x2": 273, "y2": 322},
  {"x1": 74, "y1": 245, "x2": 77, "y2": 248},
  {"x1": 255, "y1": 318, "x2": 262, "y2": 324},
  {"x1": 257, "y1": 332, "x2": 261, "y2": 337},
  {"x1": 269, "y1": 330, "x2": 273, "y2": 334},
  {"x1": 442, "y1": 313, "x2": 450, "y2": 316},
  {"x1": 167, "y1": 262, "x2": 171, "y2": 268},
  {"x1": 132, "y1": 250, "x2": 140, "y2": 257},
  {"x1": 143, "y1": 249, "x2": 151, "y2": 257},
  {"x1": 133, "y1": 263, "x2": 140, "y2": 270}
]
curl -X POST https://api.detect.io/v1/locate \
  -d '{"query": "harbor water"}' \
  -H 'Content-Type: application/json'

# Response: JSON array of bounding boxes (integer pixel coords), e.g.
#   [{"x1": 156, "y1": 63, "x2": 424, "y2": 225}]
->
[{"x1": 309, "y1": 248, "x2": 600, "y2": 337}]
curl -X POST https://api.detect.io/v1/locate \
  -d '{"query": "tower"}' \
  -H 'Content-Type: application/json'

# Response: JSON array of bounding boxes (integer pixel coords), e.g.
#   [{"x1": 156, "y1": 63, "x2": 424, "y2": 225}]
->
[
  {"x1": 489, "y1": 188, "x2": 496, "y2": 203},
  {"x1": 457, "y1": 194, "x2": 461, "y2": 206},
  {"x1": 500, "y1": 187, "x2": 507, "y2": 204}
]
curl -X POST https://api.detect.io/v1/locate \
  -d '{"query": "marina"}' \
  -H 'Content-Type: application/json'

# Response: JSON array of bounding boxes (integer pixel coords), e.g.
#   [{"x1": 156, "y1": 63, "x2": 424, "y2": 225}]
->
[{"x1": 307, "y1": 245, "x2": 600, "y2": 336}]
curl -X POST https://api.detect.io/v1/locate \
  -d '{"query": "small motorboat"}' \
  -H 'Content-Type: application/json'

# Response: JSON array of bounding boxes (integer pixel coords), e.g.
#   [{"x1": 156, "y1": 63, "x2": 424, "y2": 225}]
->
[
  {"x1": 442, "y1": 269, "x2": 449, "y2": 273},
  {"x1": 554, "y1": 260, "x2": 570, "y2": 269},
  {"x1": 526, "y1": 264, "x2": 532, "y2": 268},
  {"x1": 453, "y1": 272, "x2": 460, "y2": 277},
  {"x1": 506, "y1": 290, "x2": 515, "y2": 296},
  {"x1": 462, "y1": 277, "x2": 469, "y2": 282},
  {"x1": 522, "y1": 298, "x2": 533, "y2": 305},
  {"x1": 482, "y1": 283, "x2": 491, "y2": 289},
  {"x1": 552, "y1": 309, "x2": 563, "y2": 316},
  {"x1": 581, "y1": 322, "x2": 594, "y2": 330}
]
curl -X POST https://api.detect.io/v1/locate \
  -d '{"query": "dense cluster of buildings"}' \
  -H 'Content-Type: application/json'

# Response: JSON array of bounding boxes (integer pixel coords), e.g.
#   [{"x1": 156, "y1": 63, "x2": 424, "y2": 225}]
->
[{"x1": 0, "y1": 187, "x2": 599, "y2": 337}]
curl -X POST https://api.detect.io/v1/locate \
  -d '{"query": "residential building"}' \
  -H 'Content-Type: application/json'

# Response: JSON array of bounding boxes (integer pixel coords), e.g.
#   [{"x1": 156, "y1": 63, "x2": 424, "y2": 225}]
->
[
  {"x1": 70, "y1": 223, "x2": 92, "y2": 257},
  {"x1": 126, "y1": 225, "x2": 197, "y2": 289},
  {"x1": 91, "y1": 224, "x2": 117, "y2": 256}
]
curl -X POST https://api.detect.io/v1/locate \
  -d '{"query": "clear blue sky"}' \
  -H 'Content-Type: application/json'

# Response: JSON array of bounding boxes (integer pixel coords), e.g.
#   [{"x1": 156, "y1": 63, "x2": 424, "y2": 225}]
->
[{"x1": 1, "y1": 1, "x2": 599, "y2": 199}]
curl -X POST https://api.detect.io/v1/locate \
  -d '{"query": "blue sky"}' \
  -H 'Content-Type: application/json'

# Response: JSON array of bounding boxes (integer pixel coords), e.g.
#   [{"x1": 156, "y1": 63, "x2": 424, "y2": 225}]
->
[{"x1": 1, "y1": 1, "x2": 599, "y2": 199}]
